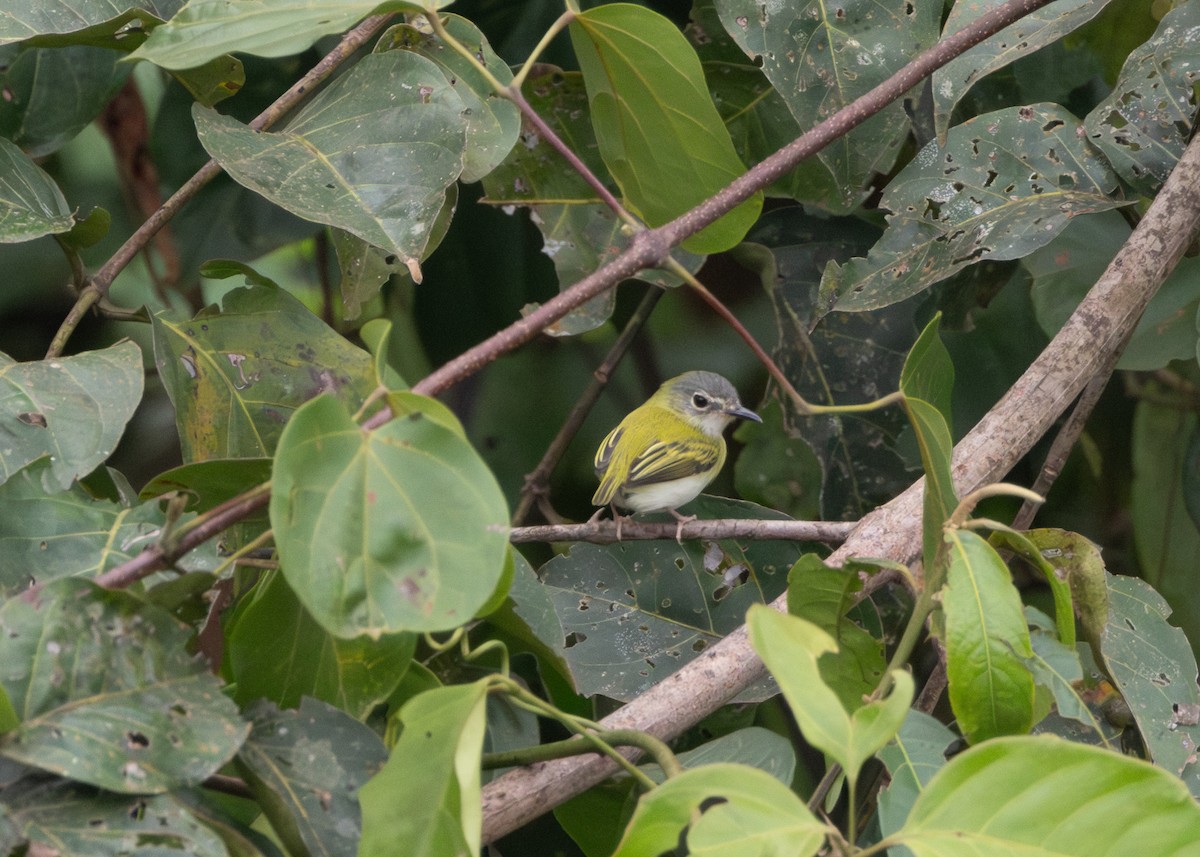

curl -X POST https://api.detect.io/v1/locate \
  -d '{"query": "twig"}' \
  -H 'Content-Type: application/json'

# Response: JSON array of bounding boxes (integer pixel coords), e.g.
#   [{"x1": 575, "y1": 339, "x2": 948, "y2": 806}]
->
[
  {"x1": 510, "y1": 518, "x2": 855, "y2": 544},
  {"x1": 479, "y1": 98, "x2": 1200, "y2": 844}
]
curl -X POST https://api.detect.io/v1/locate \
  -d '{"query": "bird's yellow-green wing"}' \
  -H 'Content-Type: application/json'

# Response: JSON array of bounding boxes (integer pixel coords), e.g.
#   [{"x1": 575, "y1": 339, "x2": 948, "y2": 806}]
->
[
  {"x1": 625, "y1": 437, "x2": 722, "y2": 487},
  {"x1": 592, "y1": 422, "x2": 628, "y2": 505}
]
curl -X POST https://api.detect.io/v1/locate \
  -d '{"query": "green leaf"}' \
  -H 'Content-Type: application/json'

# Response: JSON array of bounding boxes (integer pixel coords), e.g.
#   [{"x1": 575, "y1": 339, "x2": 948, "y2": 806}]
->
[
  {"x1": 0, "y1": 340, "x2": 143, "y2": 490},
  {"x1": 199, "y1": 258, "x2": 281, "y2": 288},
  {"x1": 0, "y1": 578, "x2": 248, "y2": 793},
  {"x1": 612, "y1": 763, "x2": 824, "y2": 857},
  {"x1": 194, "y1": 49, "x2": 467, "y2": 275},
  {"x1": 641, "y1": 727, "x2": 797, "y2": 786},
  {"x1": 140, "y1": 457, "x2": 273, "y2": 512},
  {"x1": 537, "y1": 497, "x2": 798, "y2": 701},
  {"x1": 786, "y1": 554, "x2": 886, "y2": 710},
  {"x1": 151, "y1": 285, "x2": 376, "y2": 463},
  {"x1": 58, "y1": 206, "x2": 112, "y2": 251},
  {"x1": 895, "y1": 735, "x2": 1200, "y2": 856},
  {"x1": 1100, "y1": 574, "x2": 1200, "y2": 791},
  {"x1": 824, "y1": 104, "x2": 1124, "y2": 312},
  {"x1": 236, "y1": 697, "x2": 387, "y2": 857},
  {"x1": 1027, "y1": 211, "x2": 1200, "y2": 371},
  {"x1": 748, "y1": 605, "x2": 914, "y2": 788},
  {"x1": 226, "y1": 570, "x2": 414, "y2": 718},
  {"x1": 0, "y1": 1, "x2": 182, "y2": 46},
  {"x1": 358, "y1": 682, "x2": 488, "y2": 857},
  {"x1": 1025, "y1": 623, "x2": 1106, "y2": 737},
  {"x1": 570, "y1": 3, "x2": 762, "y2": 254},
  {"x1": 900, "y1": 314, "x2": 954, "y2": 430},
  {"x1": 0, "y1": 135, "x2": 73, "y2": 242},
  {"x1": 331, "y1": 228, "x2": 407, "y2": 322},
  {"x1": 933, "y1": 0, "x2": 1119, "y2": 140},
  {"x1": 2, "y1": 776, "x2": 226, "y2": 857},
  {"x1": 717, "y1": 0, "x2": 940, "y2": 206},
  {"x1": 905, "y1": 398, "x2": 956, "y2": 574},
  {"x1": 128, "y1": 0, "x2": 440, "y2": 70},
  {"x1": 876, "y1": 710, "x2": 956, "y2": 843},
  {"x1": 480, "y1": 68, "x2": 703, "y2": 335},
  {"x1": 988, "y1": 527, "x2": 1079, "y2": 648},
  {"x1": 0, "y1": 465, "x2": 217, "y2": 598},
  {"x1": 1084, "y1": 1, "x2": 1200, "y2": 196},
  {"x1": 379, "y1": 13, "x2": 519, "y2": 184},
  {"x1": 942, "y1": 529, "x2": 1036, "y2": 744},
  {"x1": 270, "y1": 394, "x2": 510, "y2": 637},
  {"x1": 0, "y1": 44, "x2": 128, "y2": 157}
]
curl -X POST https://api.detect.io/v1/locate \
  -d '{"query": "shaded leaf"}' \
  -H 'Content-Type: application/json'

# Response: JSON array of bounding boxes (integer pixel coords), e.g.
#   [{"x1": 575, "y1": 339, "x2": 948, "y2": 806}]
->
[
  {"x1": 570, "y1": 3, "x2": 761, "y2": 254},
  {"x1": 236, "y1": 698, "x2": 387, "y2": 857},
  {"x1": 0, "y1": 136, "x2": 73, "y2": 241},
  {"x1": 270, "y1": 395, "x2": 510, "y2": 637},
  {"x1": 748, "y1": 605, "x2": 914, "y2": 787},
  {"x1": 611, "y1": 764, "x2": 824, "y2": 857},
  {"x1": 877, "y1": 710, "x2": 956, "y2": 845},
  {"x1": 641, "y1": 727, "x2": 797, "y2": 786},
  {"x1": 358, "y1": 682, "x2": 488, "y2": 857},
  {"x1": 1100, "y1": 573, "x2": 1200, "y2": 793},
  {"x1": 1085, "y1": 2, "x2": 1200, "y2": 196},
  {"x1": 2, "y1": 774, "x2": 226, "y2": 857},
  {"x1": 151, "y1": 285, "x2": 376, "y2": 463},
  {"x1": 140, "y1": 457, "x2": 273, "y2": 513},
  {"x1": 0, "y1": 1, "x2": 182, "y2": 47},
  {"x1": 0, "y1": 464, "x2": 217, "y2": 598},
  {"x1": 129, "y1": 0, "x2": 439, "y2": 69},
  {"x1": 933, "y1": 0, "x2": 1118, "y2": 140},
  {"x1": 226, "y1": 570, "x2": 414, "y2": 718},
  {"x1": 538, "y1": 497, "x2": 798, "y2": 701},
  {"x1": 824, "y1": 104, "x2": 1124, "y2": 312},
  {"x1": 0, "y1": 340, "x2": 143, "y2": 490},
  {"x1": 896, "y1": 735, "x2": 1200, "y2": 856},
  {"x1": 942, "y1": 529, "x2": 1036, "y2": 744},
  {"x1": 717, "y1": 0, "x2": 939, "y2": 206},
  {"x1": 0, "y1": 579, "x2": 248, "y2": 793},
  {"x1": 194, "y1": 49, "x2": 468, "y2": 275}
]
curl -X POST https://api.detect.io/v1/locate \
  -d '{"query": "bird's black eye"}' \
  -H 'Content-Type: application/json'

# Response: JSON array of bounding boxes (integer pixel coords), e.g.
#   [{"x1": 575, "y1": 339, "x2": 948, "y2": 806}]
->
[{"x1": 692, "y1": 392, "x2": 709, "y2": 409}]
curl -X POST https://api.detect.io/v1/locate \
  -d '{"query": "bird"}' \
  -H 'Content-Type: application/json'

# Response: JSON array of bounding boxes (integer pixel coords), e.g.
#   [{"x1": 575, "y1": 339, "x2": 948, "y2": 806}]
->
[{"x1": 592, "y1": 371, "x2": 761, "y2": 540}]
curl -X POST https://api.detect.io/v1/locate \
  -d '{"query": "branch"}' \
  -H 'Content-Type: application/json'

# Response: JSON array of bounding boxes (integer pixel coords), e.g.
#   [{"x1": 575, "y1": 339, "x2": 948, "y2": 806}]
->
[
  {"x1": 511, "y1": 518, "x2": 855, "y2": 544},
  {"x1": 478, "y1": 118, "x2": 1200, "y2": 843}
]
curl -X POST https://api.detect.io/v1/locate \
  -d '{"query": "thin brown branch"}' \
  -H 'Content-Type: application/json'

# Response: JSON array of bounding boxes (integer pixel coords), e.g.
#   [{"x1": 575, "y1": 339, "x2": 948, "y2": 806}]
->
[
  {"x1": 479, "y1": 113, "x2": 1200, "y2": 844},
  {"x1": 511, "y1": 518, "x2": 855, "y2": 544}
]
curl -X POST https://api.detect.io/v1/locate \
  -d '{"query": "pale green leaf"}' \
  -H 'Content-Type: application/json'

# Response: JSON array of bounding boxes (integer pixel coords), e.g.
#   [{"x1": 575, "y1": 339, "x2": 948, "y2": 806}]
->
[
  {"x1": 0, "y1": 136, "x2": 73, "y2": 241},
  {"x1": 0, "y1": 0, "x2": 182, "y2": 46}
]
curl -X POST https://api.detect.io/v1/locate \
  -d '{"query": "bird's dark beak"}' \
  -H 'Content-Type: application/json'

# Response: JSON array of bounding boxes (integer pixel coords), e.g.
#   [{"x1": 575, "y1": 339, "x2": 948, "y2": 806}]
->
[{"x1": 727, "y1": 404, "x2": 761, "y2": 423}]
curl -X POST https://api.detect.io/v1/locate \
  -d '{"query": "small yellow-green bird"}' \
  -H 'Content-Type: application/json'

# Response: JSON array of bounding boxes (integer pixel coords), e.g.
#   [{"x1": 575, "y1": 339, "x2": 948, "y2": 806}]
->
[{"x1": 592, "y1": 371, "x2": 761, "y2": 537}]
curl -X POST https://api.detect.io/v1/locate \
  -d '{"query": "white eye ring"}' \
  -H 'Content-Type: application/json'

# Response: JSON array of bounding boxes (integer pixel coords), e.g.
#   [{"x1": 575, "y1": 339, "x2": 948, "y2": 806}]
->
[{"x1": 692, "y1": 392, "x2": 709, "y2": 409}]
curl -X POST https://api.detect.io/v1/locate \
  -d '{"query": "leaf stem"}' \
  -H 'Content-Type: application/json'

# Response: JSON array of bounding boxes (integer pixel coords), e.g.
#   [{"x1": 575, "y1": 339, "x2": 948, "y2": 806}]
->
[{"x1": 511, "y1": 11, "x2": 576, "y2": 90}]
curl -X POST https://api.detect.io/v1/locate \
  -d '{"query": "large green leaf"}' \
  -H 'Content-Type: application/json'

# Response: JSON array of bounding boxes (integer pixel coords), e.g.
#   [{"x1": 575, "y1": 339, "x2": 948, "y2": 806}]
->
[
  {"x1": 151, "y1": 285, "x2": 376, "y2": 462},
  {"x1": 895, "y1": 736, "x2": 1200, "y2": 856},
  {"x1": 748, "y1": 605, "x2": 914, "y2": 788},
  {"x1": 226, "y1": 570, "x2": 415, "y2": 718},
  {"x1": 129, "y1": 0, "x2": 440, "y2": 70},
  {"x1": 379, "y1": 13, "x2": 519, "y2": 184},
  {"x1": 1085, "y1": 1, "x2": 1200, "y2": 196},
  {"x1": 0, "y1": 135, "x2": 73, "y2": 241},
  {"x1": 612, "y1": 764, "x2": 824, "y2": 857},
  {"x1": 716, "y1": 0, "x2": 940, "y2": 207},
  {"x1": 570, "y1": 3, "x2": 762, "y2": 254},
  {"x1": 2, "y1": 775, "x2": 226, "y2": 857},
  {"x1": 0, "y1": 0, "x2": 182, "y2": 46},
  {"x1": 194, "y1": 50, "x2": 468, "y2": 276},
  {"x1": 358, "y1": 682, "x2": 488, "y2": 857},
  {"x1": 1100, "y1": 574, "x2": 1200, "y2": 794},
  {"x1": 236, "y1": 697, "x2": 387, "y2": 857},
  {"x1": 0, "y1": 340, "x2": 142, "y2": 490},
  {"x1": 0, "y1": 578, "x2": 248, "y2": 793},
  {"x1": 0, "y1": 43, "x2": 129, "y2": 157},
  {"x1": 933, "y1": 0, "x2": 1118, "y2": 140},
  {"x1": 0, "y1": 464, "x2": 217, "y2": 598},
  {"x1": 537, "y1": 497, "x2": 799, "y2": 701},
  {"x1": 823, "y1": 104, "x2": 1124, "y2": 312},
  {"x1": 270, "y1": 394, "x2": 510, "y2": 637},
  {"x1": 942, "y1": 529, "x2": 1036, "y2": 744},
  {"x1": 481, "y1": 69, "x2": 701, "y2": 336}
]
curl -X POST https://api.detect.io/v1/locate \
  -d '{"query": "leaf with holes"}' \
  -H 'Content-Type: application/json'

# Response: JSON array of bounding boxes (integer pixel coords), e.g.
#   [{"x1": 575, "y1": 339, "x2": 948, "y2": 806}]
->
[
  {"x1": 717, "y1": 0, "x2": 940, "y2": 208},
  {"x1": 1085, "y1": 2, "x2": 1200, "y2": 196},
  {"x1": 823, "y1": 104, "x2": 1124, "y2": 312},
  {"x1": 0, "y1": 340, "x2": 142, "y2": 490},
  {"x1": 236, "y1": 698, "x2": 387, "y2": 857},
  {"x1": 0, "y1": 578, "x2": 248, "y2": 793},
  {"x1": 538, "y1": 497, "x2": 800, "y2": 701},
  {"x1": 151, "y1": 285, "x2": 376, "y2": 463}
]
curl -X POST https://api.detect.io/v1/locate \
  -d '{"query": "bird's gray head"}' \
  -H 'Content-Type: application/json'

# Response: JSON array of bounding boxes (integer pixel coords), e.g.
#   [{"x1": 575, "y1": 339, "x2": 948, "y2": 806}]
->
[{"x1": 659, "y1": 371, "x2": 762, "y2": 435}]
